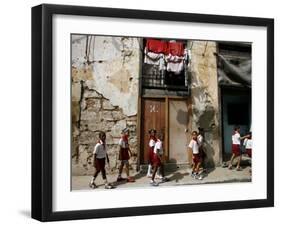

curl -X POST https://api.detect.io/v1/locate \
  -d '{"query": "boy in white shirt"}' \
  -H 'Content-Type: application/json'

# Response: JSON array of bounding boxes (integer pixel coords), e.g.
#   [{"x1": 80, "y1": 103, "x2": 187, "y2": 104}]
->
[
  {"x1": 188, "y1": 131, "x2": 203, "y2": 180},
  {"x1": 243, "y1": 132, "x2": 252, "y2": 173},
  {"x1": 150, "y1": 133, "x2": 168, "y2": 186},
  {"x1": 117, "y1": 128, "x2": 135, "y2": 183},
  {"x1": 243, "y1": 132, "x2": 252, "y2": 158},
  {"x1": 228, "y1": 126, "x2": 250, "y2": 171},
  {"x1": 89, "y1": 131, "x2": 113, "y2": 189}
]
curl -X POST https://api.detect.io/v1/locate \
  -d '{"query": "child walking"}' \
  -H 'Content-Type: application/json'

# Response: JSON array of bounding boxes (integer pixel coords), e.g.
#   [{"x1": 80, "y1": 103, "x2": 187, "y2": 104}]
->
[
  {"x1": 117, "y1": 128, "x2": 135, "y2": 182},
  {"x1": 228, "y1": 126, "x2": 249, "y2": 171},
  {"x1": 188, "y1": 131, "x2": 203, "y2": 180},
  {"x1": 147, "y1": 129, "x2": 157, "y2": 178},
  {"x1": 243, "y1": 132, "x2": 252, "y2": 173},
  {"x1": 150, "y1": 133, "x2": 168, "y2": 186},
  {"x1": 89, "y1": 131, "x2": 114, "y2": 189}
]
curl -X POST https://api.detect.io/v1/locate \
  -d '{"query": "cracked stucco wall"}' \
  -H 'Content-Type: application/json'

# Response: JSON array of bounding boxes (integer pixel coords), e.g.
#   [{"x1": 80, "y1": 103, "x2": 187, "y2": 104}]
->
[
  {"x1": 71, "y1": 36, "x2": 222, "y2": 175},
  {"x1": 190, "y1": 41, "x2": 221, "y2": 167},
  {"x1": 71, "y1": 35, "x2": 140, "y2": 175}
]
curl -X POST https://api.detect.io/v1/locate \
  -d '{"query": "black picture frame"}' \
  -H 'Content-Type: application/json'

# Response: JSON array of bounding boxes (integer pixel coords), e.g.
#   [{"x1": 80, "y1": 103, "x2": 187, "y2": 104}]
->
[{"x1": 31, "y1": 4, "x2": 274, "y2": 222}]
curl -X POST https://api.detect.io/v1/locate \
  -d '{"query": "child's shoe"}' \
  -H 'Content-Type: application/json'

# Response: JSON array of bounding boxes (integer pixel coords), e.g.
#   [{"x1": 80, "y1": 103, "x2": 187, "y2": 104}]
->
[
  {"x1": 161, "y1": 177, "x2": 169, "y2": 182},
  {"x1": 89, "y1": 181, "x2": 97, "y2": 189},
  {"x1": 155, "y1": 174, "x2": 162, "y2": 179},
  {"x1": 150, "y1": 180, "x2": 159, "y2": 186},
  {"x1": 191, "y1": 172, "x2": 196, "y2": 178},
  {"x1": 104, "y1": 183, "x2": 114, "y2": 189},
  {"x1": 236, "y1": 167, "x2": 242, "y2": 171}
]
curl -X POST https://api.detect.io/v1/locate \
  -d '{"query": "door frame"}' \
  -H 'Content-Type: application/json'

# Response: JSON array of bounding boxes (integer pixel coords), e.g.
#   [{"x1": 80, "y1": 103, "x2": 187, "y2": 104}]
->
[{"x1": 220, "y1": 86, "x2": 251, "y2": 161}]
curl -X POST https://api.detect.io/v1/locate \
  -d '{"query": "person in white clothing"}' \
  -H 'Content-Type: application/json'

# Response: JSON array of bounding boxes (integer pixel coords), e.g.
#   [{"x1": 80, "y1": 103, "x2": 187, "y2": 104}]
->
[
  {"x1": 243, "y1": 132, "x2": 252, "y2": 173},
  {"x1": 188, "y1": 131, "x2": 203, "y2": 180},
  {"x1": 243, "y1": 132, "x2": 252, "y2": 158},
  {"x1": 150, "y1": 133, "x2": 168, "y2": 186},
  {"x1": 228, "y1": 126, "x2": 250, "y2": 171},
  {"x1": 89, "y1": 131, "x2": 113, "y2": 189},
  {"x1": 147, "y1": 129, "x2": 157, "y2": 178}
]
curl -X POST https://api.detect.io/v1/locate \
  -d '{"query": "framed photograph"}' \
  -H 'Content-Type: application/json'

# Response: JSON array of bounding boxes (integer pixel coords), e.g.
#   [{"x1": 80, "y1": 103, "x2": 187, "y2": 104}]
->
[{"x1": 32, "y1": 4, "x2": 274, "y2": 222}]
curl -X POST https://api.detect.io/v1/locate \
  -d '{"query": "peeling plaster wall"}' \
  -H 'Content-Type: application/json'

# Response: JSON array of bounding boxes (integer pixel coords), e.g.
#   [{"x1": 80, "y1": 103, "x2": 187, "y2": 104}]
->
[
  {"x1": 190, "y1": 41, "x2": 221, "y2": 167},
  {"x1": 71, "y1": 35, "x2": 140, "y2": 175}
]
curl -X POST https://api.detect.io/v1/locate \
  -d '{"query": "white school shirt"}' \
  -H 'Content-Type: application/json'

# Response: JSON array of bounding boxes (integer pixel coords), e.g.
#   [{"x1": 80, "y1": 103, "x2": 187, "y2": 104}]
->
[
  {"x1": 149, "y1": 138, "x2": 156, "y2": 147},
  {"x1": 243, "y1": 138, "x2": 253, "y2": 149},
  {"x1": 154, "y1": 139, "x2": 164, "y2": 155},
  {"x1": 119, "y1": 138, "x2": 129, "y2": 149},
  {"x1": 188, "y1": 139, "x2": 199, "y2": 154},
  {"x1": 197, "y1": 134, "x2": 203, "y2": 147},
  {"x1": 93, "y1": 141, "x2": 107, "y2": 159},
  {"x1": 232, "y1": 132, "x2": 241, "y2": 145}
]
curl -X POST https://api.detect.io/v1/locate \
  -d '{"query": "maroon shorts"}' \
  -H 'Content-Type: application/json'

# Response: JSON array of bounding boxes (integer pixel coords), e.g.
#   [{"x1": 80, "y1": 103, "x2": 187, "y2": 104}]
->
[
  {"x1": 246, "y1": 148, "x2": 252, "y2": 158},
  {"x1": 95, "y1": 158, "x2": 105, "y2": 171},
  {"x1": 148, "y1": 148, "x2": 154, "y2": 164},
  {"x1": 119, "y1": 148, "x2": 130, "y2": 161},
  {"x1": 193, "y1": 153, "x2": 202, "y2": 164},
  {"x1": 153, "y1": 153, "x2": 162, "y2": 167},
  {"x1": 232, "y1": 144, "x2": 241, "y2": 156}
]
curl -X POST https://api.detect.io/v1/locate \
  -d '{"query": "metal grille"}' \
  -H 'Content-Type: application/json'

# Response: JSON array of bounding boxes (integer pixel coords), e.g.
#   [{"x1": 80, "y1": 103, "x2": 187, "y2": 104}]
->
[{"x1": 142, "y1": 63, "x2": 189, "y2": 91}]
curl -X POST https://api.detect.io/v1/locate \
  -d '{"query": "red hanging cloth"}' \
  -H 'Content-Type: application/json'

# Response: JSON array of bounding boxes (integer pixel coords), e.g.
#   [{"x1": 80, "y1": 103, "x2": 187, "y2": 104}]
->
[
  {"x1": 167, "y1": 41, "x2": 184, "y2": 56},
  {"x1": 146, "y1": 39, "x2": 168, "y2": 54}
]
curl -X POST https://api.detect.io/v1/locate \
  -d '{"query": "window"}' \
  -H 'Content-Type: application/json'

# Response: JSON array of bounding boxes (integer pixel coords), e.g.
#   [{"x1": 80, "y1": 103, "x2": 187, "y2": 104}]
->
[{"x1": 142, "y1": 38, "x2": 189, "y2": 91}]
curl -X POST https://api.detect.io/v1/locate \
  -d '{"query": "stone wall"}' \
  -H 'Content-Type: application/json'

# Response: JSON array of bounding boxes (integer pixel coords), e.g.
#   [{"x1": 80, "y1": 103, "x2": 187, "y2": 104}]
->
[
  {"x1": 71, "y1": 35, "x2": 140, "y2": 175},
  {"x1": 189, "y1": 41, "x2": 221, "y2": 167},
  {"x1": 71, "y1": 36, "x2": 222, "y2": 175}
]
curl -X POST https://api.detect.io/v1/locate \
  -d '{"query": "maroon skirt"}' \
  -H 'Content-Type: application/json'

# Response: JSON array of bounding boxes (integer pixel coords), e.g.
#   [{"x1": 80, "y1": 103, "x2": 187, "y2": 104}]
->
[
  {"x1": 119, "y1": 148, "x2": 130, "y2": 161},
  {"x1": 232, "y1": 144, "x2": 241, "y2": 156},
  {"x1": 192, "y1": 153, "x2": 202, "y2": 164},
  {"x1": 94, "y1": 158, "x2": 105, "y2": 171},
  {"x1": 153, "y1": 153, "x2": 162, "y2": 167},
  {"x1": 246, "y1": 148, "x2": 252, "y2": 158},
  {"x1": 148, "y1": 147, "x2": 154, "y2": 164}
]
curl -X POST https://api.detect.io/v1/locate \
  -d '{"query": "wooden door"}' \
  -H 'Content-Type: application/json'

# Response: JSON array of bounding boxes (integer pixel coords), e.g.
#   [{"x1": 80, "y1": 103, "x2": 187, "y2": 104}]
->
[
  {"x1": 141, "y1": 98, "x2": 166, "y2": 163},
  {"x1": 169, "y1": 100, "x2": 189, "y2": 163}
]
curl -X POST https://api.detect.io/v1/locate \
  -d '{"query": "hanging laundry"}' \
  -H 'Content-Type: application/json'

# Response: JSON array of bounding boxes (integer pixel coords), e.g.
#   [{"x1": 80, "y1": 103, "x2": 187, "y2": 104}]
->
[
  {"x1": 165, "y1": 54, "x2": 185, "y2": 74},
  {"x1": 144, "y1": 47, "x2": 166, "y2": 70},
  {"x1": 146, "y1": 39, "x2": 168, "y2": 54},
  {"x1": 167, "y1": 41, "x2": 184, "y2": 56}
]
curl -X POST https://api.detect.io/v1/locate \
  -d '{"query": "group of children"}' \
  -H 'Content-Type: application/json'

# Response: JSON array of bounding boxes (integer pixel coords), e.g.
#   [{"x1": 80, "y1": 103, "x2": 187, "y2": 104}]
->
[
  {"x1": 188, "y1": 126, "x2": 252, "y2": 180},
  {"x1": 89, "y1": 127, "x2": 169, "y2": 189},
  {"x1": 228, "y1": 126, "x2": 252, "y2": 171},
  {"x1": 89, "y1": 125, "x2": 252, "y2": 189},
  {"x1": 89, "y1": 128, "x2": 135, "y2": 189},
  {"x1": 146, "y1": 129, "x2": 168, "y2": 186}
]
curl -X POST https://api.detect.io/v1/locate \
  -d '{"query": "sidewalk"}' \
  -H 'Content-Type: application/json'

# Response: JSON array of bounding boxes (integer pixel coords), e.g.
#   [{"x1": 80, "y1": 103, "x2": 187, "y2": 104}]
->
[{"x1": 72, "y1": 166, "x2": 252, "y2": 190}]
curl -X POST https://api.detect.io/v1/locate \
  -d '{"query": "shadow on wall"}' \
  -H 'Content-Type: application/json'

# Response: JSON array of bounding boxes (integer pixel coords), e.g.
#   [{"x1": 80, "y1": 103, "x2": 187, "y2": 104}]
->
[
  {"x1": 198, "y1": 107, "x2": 216, "y2": 168},
  {"x1": 177, "y1": 109, "x2": 189, "y2": 125},
  {"x1": 203, "y1": 140, "x2": 215, "y2": 168}
]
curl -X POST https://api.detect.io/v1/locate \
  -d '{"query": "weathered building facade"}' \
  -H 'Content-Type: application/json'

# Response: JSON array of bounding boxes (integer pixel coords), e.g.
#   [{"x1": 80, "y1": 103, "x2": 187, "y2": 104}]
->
[{"x1": 71, "y1": 34, "x2": 251, "y2": 176}]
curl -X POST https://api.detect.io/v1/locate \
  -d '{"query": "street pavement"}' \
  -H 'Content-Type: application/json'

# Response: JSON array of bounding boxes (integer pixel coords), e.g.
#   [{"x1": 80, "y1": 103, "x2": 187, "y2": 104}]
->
[{"x1": 72, "y1": 165, "x2": 252, "y2": 190}]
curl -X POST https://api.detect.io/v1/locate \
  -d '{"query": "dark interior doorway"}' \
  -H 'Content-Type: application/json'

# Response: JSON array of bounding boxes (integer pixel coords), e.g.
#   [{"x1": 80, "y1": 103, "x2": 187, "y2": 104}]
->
[{"x1": 221, "y1": 87, "x2": 251, "y2": 161}]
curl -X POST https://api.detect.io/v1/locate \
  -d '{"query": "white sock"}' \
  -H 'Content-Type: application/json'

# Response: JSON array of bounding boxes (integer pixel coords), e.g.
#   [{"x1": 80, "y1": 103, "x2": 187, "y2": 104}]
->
[{"x1": 147, "y1": 164, "x2": 152, "y2": 175}]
